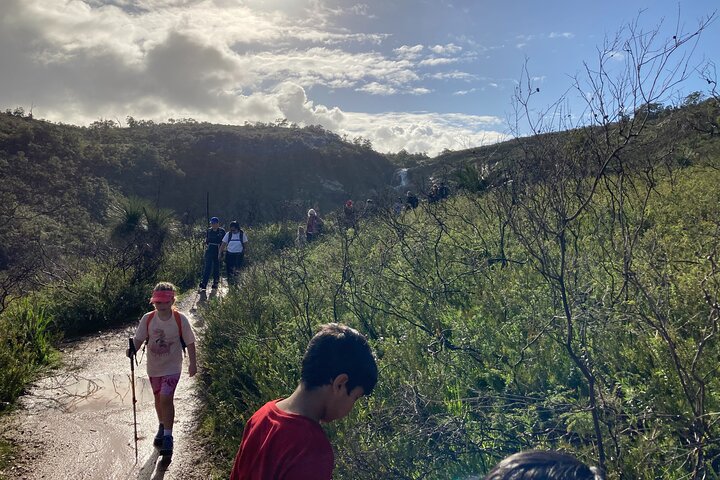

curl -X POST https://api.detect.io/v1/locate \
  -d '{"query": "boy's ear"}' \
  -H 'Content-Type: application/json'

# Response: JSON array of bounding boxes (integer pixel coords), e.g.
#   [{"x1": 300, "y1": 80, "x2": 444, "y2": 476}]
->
[{"x1": 331, "y1": 373, "x2": 349, "y2": 393}]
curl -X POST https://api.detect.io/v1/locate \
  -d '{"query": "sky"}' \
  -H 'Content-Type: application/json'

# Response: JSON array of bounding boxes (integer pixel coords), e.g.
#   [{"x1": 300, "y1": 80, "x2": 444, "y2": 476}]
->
[{"x1": 0, "y1": 0, "x2": 718, "y2": 156}]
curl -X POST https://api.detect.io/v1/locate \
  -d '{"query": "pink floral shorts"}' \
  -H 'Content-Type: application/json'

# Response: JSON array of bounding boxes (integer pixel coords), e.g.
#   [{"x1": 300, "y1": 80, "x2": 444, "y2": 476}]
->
[{"x1": 149, "y1": 373, "x2": 181, "y2": 396}]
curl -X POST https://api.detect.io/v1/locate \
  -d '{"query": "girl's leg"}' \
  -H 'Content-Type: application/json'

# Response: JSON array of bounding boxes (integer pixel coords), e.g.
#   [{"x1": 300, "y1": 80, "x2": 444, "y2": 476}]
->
[{"x1": 158, "y1": 394, "x2": 175, "y2": 429}]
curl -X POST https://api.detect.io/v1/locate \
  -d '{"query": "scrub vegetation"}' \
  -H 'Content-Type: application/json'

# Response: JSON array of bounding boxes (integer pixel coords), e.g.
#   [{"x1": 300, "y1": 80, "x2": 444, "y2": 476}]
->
[
  {"x1": 199, "y1": 159, "x2": 720, "y2": 479},
  {"x1": 198, "y1": 21, "x2": 720, "y2": 478},
  {"x1": 1, "y1": 15, "x2": 720, "y2": 479}
]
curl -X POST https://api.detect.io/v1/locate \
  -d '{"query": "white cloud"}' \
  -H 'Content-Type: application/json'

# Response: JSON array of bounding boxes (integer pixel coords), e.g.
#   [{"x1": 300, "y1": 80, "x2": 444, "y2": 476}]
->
[
  {"x1": 429, "y1": 71, "x2": 478, "y2": 81},
  {"x1": 356, "y1": 82, "x2": 397, "y2": 96},
  {"x1": 274, "y1": 82, "x2": 344, "y2": 129},
  {"x1": 549, "y1": 32, "x2": 575, "y2": 39},
  {"x1": 394, "y1": 44, "x2": 425, "y2": 59},
  {"x1": 429, "y1": 43, "x2": 462, "y2": 55},
  {"x1": 419, "y1": 57, "x2": 459, "y2": 67},
  {"x1": 247, "y1": 47, "x2": 419, "y2": 90},
  {"x1": 453, "y1": 88, "x2": 477, "y2": 95},
  {"x1": 340, "y1": 111, "x2": 507, "y2": 155},
  {"x1": 349, "y1": 3, "x2": 375, "y2": 18},
  {"x1": 0, "y1": 0, "x2": 507, "y2": 157}
]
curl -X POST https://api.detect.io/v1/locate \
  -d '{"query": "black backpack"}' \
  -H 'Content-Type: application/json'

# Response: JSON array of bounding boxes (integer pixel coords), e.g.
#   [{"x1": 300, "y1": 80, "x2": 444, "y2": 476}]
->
[{"x1": 227, "y1": 229, "x2": 244, "y2": 245}]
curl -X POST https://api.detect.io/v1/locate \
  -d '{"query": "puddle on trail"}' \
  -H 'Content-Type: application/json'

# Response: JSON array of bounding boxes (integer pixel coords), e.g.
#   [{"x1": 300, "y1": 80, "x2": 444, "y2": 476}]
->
[{"x1": 24, "y1": 373, "x2": 155, "y2": 414}]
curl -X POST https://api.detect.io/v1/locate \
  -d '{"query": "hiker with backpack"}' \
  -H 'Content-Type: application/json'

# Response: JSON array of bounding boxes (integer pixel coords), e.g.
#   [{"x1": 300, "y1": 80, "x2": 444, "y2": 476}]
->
[
  {"x1": 127, "y1": 282, "x2": 197, "y2": 457},
  {"x1": 199, "y1": 216, "x2": 225, "y2": 291},
  {"x1": 306, "y1": 209, "x2": 323, "y2": 242},
  {"x1": 221, "y1": 220, "x2": 248, "y2": 285},
  {"x1": 343, "y1": 200, "x2": 357, "y2": 231},
  {"x1": 406, "y1": 190, "x2": 419, "y2": 210}
]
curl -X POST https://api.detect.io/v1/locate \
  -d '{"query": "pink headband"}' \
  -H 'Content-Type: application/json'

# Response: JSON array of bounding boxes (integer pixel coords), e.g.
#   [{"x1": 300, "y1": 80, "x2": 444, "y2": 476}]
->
[{"x1": 150, "y1": 290, "x2": 175, "y2": 303}]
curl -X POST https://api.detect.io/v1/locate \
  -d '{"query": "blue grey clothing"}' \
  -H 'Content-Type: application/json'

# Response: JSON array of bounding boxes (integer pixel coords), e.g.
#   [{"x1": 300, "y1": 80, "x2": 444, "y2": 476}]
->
[
  {"x1": 200, "y1": 249, "x2": 221, "y2": 289},
  {"x1": 205, "y1": 227, "x2": 226, "y2": 252}
]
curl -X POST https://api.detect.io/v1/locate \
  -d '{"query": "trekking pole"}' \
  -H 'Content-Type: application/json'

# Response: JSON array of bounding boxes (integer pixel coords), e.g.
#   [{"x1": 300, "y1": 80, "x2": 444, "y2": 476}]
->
[{"x1": 128, "y1": 338, "x2": 138, "y2": 464}]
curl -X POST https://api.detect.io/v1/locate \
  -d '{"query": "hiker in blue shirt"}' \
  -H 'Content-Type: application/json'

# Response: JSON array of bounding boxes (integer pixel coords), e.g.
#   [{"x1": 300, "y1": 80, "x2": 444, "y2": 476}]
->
[{"x1": 199, "y1": 217, "x2": 225, "y2": 291}]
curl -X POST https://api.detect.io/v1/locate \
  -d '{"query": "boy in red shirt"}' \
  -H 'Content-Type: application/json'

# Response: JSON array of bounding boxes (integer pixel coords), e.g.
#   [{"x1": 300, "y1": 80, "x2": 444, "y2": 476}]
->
[{"x1": 230, "y1": 323, "x2": 378, "y2": 480}]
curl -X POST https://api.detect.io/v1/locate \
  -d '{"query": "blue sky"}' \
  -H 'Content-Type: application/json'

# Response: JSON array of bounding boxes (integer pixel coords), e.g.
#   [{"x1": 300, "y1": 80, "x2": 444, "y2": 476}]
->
[{"x1": 0, "y1": 0, "x2": 717, "y2": 155}]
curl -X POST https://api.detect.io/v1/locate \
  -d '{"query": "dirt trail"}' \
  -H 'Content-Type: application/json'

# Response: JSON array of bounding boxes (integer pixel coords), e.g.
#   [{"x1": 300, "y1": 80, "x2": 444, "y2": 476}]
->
[{"x1": 1, "y1": 288, "x2": 223, "y2": 480}]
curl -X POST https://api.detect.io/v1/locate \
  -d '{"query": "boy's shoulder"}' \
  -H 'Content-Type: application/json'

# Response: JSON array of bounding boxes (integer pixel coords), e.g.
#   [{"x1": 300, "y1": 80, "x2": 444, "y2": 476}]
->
[{"x1": 248, "y1": 400, "x2": 329, "y2": 445}]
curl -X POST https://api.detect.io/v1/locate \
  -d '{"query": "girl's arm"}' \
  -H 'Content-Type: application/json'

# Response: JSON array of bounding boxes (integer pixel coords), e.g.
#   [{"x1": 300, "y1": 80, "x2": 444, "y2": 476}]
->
[{"x1": 187, "y1": 343, "x2": 197, "y2": 377}]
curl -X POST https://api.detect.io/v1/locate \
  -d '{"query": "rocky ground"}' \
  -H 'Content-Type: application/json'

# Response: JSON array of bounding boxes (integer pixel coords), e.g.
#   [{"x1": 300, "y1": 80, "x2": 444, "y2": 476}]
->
[{"x1": 0, "y1": 288, "x2": 223, "y2": 480}]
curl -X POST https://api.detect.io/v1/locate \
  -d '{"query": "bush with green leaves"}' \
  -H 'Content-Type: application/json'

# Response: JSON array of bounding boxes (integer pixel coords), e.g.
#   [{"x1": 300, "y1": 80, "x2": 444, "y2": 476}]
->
[
  {"x1": 0, "y1": 299, "x2": 56, "y2": 409},
  {"x1": 43, "y1": 261, "x2": 152, "y2": 336},
  {"x1": 200, "y1": 164, "x2": 720, "y2": 479},
  {"x1": 156, "y1": 229, "x2": 206, "y2": 289}
]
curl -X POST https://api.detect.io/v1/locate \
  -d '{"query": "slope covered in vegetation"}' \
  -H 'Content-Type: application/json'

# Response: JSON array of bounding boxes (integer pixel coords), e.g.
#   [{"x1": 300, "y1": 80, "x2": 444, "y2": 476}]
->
[
  {"x1": 198, "y1": 103, "x2": 720, "y2": 478},
  {"x1": 0, "y1": 112, "x2": 395, "y2": 309},
  {"x1": 0, "y1": 112, "x2": 393, "y2": 410}
]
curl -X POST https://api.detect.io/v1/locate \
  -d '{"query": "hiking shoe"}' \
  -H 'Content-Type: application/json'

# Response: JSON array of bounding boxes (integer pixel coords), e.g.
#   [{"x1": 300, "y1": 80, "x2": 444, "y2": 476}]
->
[
  {"x1": 159, "y1": 435, "x2": 173, "y2": 456},
  {"x1": 153, "y1": 426, "x2": 164, "y2": 447}
]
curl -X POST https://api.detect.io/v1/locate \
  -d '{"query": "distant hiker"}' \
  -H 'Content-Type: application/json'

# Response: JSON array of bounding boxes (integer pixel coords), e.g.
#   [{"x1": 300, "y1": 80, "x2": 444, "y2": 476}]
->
[
  {"x1": 296, "y1": 225, "x2": 307, "y2": 247},
  {"x1": 221, "y1": 221, "x2": 248, "y2": 285},
  {"x1": 393, "y1": 197, "x2": 403, "y2": 215},
  {"x1": 406, "y1": 190, "x2": 419, "y2": 209},
  {"x1": 343, "y1": 200, "x2": 357, "y2": 231},
  {"x1": 128, "y1": 282, "x2": 197, "y2": 457},
  {"x1": 229, "y1": 323, "x2": 378, "y2": 480},
  {"x1": 306, "y1": 209, "x2": 323, "y2": 242},
  {"x1": 439, "y1": 181, "x2": 450, "y2": 199},
  {"x1": 362, "y1": 198, "x2": 376, "y2": 218},
  {"x1": 484, "y1": 450, "x2": 599, "y2": 480},
  {"x1": 199, "y1": 216, "x2": 225, "y2": 291},
  {"x1": 428, "y1": 183, "x2": 440, "y2": 203}
]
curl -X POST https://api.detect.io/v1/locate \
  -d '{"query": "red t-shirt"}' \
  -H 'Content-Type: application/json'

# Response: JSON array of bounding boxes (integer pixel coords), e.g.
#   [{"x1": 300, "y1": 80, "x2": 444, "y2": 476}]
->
[{"x1": 230, "y1": 400, "x2": 334, "y2": 480}]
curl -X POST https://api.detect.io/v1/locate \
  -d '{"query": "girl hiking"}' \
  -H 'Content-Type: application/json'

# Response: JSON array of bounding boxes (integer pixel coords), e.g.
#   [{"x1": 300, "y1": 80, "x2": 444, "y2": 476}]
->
[{"x1": 128, "y1": 282, "x2": 197, "y2": 456}]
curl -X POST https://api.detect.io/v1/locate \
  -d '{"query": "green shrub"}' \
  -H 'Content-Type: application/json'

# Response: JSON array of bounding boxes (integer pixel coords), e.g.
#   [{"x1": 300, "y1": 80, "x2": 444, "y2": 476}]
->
[
  {"x1": 43, "y1": 260, "x2": 152, "y2": 336},
  {"x1": 199, "y1": 168, "x2": 720, "y2": 479},
  {"x1": 0, "y1": 299, "x2": 56, "y2": 409},
  {"x1": 157, "y1": 232, "x2": 205, "y2": 289},
  {"x1": 244, "y1": 221, "x2": 298, "y2": 263}
]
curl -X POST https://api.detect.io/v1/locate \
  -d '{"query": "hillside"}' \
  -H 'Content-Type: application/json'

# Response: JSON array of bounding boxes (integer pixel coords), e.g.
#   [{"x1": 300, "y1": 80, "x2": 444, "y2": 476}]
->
[
  {"x1": 409, "y1": 97, "x2": 720, "y2": 195},
  {"x1": 2, "y1": 97, "x2": 720, "y2": 478},
  {"x1": 0, "y1": 112, "x2": 396, "y2": 307},
  {"x1": 198, "y1": 104, "x2": 720, "y2": 478},
  {"x1": 0, "y1": 114, "x2": 395, "y2": 223}
]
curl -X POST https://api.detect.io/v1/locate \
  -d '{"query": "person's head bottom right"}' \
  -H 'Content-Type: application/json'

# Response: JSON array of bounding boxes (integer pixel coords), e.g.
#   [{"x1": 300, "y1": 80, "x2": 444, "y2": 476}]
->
[{"x1": 484, "y1": 450, "x2": 600, "y2": 480}]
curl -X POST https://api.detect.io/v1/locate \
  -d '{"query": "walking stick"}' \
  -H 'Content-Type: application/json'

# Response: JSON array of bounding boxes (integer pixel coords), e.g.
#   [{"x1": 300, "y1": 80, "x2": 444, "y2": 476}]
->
[{"x1": 128, "y1": 338, "x2": 138, "y2": 464}]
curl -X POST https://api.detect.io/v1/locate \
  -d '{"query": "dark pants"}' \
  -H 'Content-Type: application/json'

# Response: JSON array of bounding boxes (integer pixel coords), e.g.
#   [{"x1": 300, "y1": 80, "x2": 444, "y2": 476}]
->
[
  {"x1": 225, "y1": 251, "x2": 244, "y2": 284},
  {"x1": 200, "y1": 247, "x2": 220, "y2": 288}
]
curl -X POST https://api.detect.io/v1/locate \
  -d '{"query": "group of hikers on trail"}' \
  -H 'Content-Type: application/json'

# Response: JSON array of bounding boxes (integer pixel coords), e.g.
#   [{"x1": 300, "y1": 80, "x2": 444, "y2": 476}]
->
[
  {"x1": 124, "y1": 195, "x2": 598, "y2": 479},
  {"x1": 199, "y1": 216, "x2": 248, "y2": 290}
]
